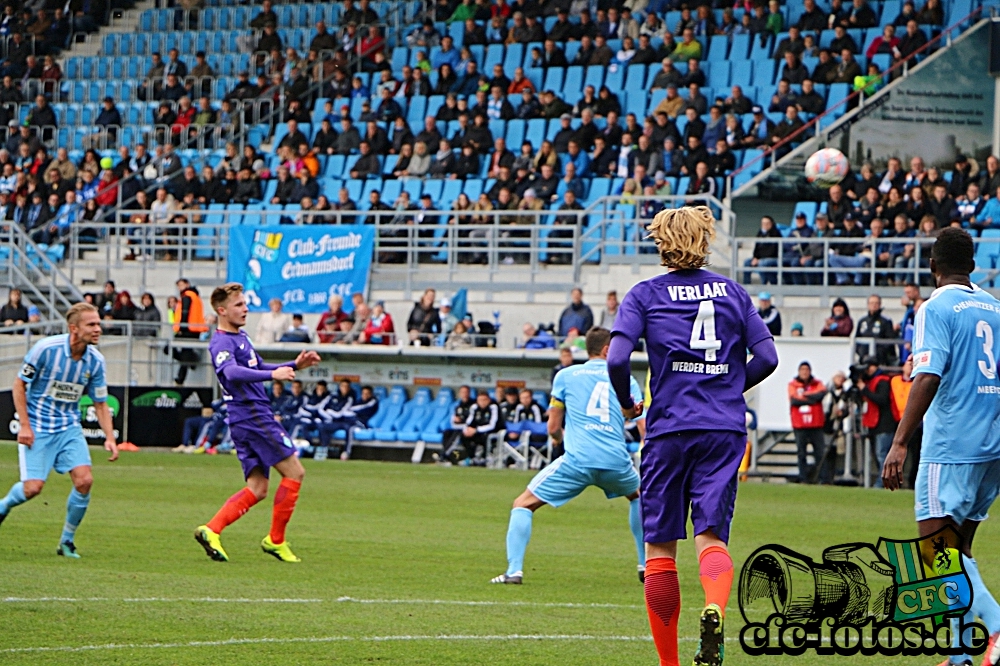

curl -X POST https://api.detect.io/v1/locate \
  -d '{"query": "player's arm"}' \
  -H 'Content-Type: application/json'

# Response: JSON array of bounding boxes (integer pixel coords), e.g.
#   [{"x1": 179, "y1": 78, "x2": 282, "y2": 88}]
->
[
  {"x1": 93, "y1": 401, "x2": 119, "y2": 462},
  {"x1": 882, "y1": 373, "x2": 939, "y2": 491},
  {"x1": 636, "y1": 416, "x2": 646, "y2": 444},
  {"x1": 256, "y1": 350, "x2": 321, "y2": 371},
  {"x1": 744, "y1": 323, "x2": 779, "y2": 393},
  {"x1": 12, "y1": 377, "x2": 32, "y2": 447},
  {"x1": 86, "y1": 362, "x2": 118, "y2": 461},
  {"x1": 547, "y1": 399, "x2": 564, "y2": 444},
  {"x1": 608, "y1": 335, "x2": 642, "y2": 419}
]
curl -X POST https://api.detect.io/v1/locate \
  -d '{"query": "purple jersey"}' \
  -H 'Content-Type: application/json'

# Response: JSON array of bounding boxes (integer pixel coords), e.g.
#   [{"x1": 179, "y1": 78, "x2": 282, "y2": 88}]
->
[
  {"x1": 612, "y1": 269, "x2": 772, "y2": 438},
  {"x1": 209, "y1": 329, "x2": 279, "y2": 426}
]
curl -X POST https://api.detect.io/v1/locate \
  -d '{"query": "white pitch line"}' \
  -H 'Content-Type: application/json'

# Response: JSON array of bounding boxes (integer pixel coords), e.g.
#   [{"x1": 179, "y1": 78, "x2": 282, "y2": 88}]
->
[
  {"x1": 0, "y1": 596, "x2": 643, "y2": 609},
  {"x1": 0, "y1": 634, "x2": 658, "y2": 655}
]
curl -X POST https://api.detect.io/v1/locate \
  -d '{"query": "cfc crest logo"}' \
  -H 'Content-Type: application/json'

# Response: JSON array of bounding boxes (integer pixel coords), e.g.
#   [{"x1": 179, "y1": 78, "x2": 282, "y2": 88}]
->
[{"x1": 738, "y1": 527, "x2": 985, "y2": 657}]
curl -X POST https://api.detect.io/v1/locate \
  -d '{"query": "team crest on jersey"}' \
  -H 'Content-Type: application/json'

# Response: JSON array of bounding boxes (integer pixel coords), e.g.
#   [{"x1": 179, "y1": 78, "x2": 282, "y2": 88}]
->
[
  {"x1": 913, "y1": 350, "x2": 932, "y2": 369},
  {"x1": 248, "y1": 355, "x2": 258, "y2": 367},
  {"x1": 215, "y1": 350, "x2": 231, "y2": 366}
]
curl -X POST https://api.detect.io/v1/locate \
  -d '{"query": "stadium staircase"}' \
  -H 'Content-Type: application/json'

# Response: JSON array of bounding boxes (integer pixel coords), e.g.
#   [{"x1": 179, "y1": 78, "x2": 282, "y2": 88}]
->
[{"x1": 750, "y1": 430, "x2": 804, "y2": 483}]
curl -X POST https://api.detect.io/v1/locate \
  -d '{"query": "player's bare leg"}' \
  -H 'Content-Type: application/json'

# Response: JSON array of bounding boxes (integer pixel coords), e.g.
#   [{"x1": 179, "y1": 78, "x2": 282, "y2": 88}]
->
[
  {"x1": 0, "y1": 477, "x2": 43, "y2": 529},
  {"x1": 491, "y1": 488, "x2": 546, "y2": 584},
  {"x1": 195, "y1": 468, "x2": 268, "y2": 562},
  {"x1": 57, "y1": 465, "x2": 93, "y2": 558},
  {"x1": 626, "y1": 490, "x2": 646, "y2": 582},
  {"x1": 261, "y1": 454, "x2": 304, "y2": 562}
]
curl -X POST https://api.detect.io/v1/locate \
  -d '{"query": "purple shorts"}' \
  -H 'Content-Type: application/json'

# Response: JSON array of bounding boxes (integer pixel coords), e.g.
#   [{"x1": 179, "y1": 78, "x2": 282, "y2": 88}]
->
[
  {"x1": 230, "y1": 419, "x2": 296, "y2": 480},
  {"x1": 640, "y1": 429, "x2": 746, "y2": 544}
]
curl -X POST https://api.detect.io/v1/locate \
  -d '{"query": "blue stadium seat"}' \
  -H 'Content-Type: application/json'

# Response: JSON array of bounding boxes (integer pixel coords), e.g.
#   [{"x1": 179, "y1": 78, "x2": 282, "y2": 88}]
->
[
  {"x1": 730, "y1": 33, "x2": 751, "y2": 60},
  {"x1": 419, "y1": 388, "x2": 456, "y2": 444},
  {"x1": 563, "y1": 66, "x2": 584, "y2": 95},
  {"x1": 708, "y1": 34, "x2": 729, "y2": 61},
  {"x1": 353, "y1": 386, "x2": 408, "y2": 441},
  {"x1": 395, "y1": 388, "x2": 435, "y2": 443}
]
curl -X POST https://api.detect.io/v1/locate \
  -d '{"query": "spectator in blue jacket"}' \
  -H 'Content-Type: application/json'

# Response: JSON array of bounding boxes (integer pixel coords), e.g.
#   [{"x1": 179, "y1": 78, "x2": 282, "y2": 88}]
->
[
  {"x1": 557, "y1": 288, "x2": 594, "y2": 337},
  {"x1": 957, "y1": 182, "x2": 987, "y2": 231},
  {"x1": 521, "y1": 322, "x2": 556, "y2": 349}
]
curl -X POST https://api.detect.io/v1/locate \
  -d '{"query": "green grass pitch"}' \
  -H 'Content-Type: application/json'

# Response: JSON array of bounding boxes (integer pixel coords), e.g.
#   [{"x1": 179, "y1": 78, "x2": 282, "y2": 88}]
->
[{"x1": 0, "y1": 443, "x2": 994, "y2": 665}]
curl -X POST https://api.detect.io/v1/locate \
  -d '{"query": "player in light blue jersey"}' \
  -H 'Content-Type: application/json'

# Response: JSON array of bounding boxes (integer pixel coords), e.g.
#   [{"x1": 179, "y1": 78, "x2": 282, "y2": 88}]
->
[
  {"x1": 0, "y1": 303, "x2": 118, "y2": 558},
  {"x1": 882, "y1": 228, "x2": 1000, "y2": 666},
  {"x1": 491, "y1": 327, "x2": 646, "y2": 585}
]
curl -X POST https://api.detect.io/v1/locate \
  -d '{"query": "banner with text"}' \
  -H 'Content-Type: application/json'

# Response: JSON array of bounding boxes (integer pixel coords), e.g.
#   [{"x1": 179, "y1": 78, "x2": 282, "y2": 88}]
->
[
  {"x1": 228, "y1": 225, "x2": 374, "y2": 313},
  {"x1": 835, "y1": 21, "x2": 993, "y2": 170}
]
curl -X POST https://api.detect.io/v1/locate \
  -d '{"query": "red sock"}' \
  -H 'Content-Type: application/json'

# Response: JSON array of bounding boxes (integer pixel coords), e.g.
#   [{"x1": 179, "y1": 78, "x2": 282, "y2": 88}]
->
[
  {"x1": 698, "y1": 546, "x2": 734, "y2": 615},
  {"x1": 207, "y1": 487, "x2": 258, "y2": 534},
  {"x1": 644, "y1": 557, "x2": 681, "y2": 666},
  {"x1": 269, "y1": 478, "x2": 301, "y2": 544}
]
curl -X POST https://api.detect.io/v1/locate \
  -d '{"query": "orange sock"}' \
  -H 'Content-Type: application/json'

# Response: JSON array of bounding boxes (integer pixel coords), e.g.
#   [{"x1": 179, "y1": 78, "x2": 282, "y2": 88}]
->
[
  {"x1": 207, "y1": 487, "x2": 258, "y2": 534},
  {"x1": 644, "y1": 557, "x2": 681, "y2": 666},
  {"x1": 269, "y1": 478, "x2": 301, "y2": 544},
  {"x1": 698, "y1": 545, "x2": 734, "y2": 615}
]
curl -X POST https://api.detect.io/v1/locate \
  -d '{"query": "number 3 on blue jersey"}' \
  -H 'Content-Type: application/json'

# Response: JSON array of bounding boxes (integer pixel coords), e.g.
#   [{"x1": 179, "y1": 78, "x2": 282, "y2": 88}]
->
[
  {"x1": 978, "y1": 320, "x2": 997, "y2": 379},
  {"x1": 689, "y1": 300, "x2": 722, "y2": 362}
]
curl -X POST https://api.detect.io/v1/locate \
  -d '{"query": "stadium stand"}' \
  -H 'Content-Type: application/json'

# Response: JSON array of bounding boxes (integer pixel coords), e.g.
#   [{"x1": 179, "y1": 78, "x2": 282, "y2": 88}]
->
[{"x1": 6, "y1": 0, "x2": 970, "y2": 270}]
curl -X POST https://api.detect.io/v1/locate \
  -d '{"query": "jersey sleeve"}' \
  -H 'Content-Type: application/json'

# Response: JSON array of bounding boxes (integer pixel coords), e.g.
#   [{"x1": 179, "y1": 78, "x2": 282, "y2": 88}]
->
[
  {"x1": 743, "y1": 289, "x2": 773, "y2": 349},
  {"x1": 86, "y1": 356, "x2": 108, "y2": 403},
  {"x1": 18, "y1": 340, "x2": 46, "y2": 384},
  {"x1": 550, "y1": 369, "x2": 567, "y2": 409},
  {"x1": 911, "y1": 301, "x2": 948, "y2": 377},
  {"x1": 211, "y1": 337, "x2": 238, "y2": 375},
  {"x1": 612, "y1": 283, "x2": 647, "y2": 346}
]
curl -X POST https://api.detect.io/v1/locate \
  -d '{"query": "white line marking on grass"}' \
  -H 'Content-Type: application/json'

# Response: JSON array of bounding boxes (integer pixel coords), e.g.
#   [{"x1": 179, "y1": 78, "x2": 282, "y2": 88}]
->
[
  {"x1": 0, "y1": 596, "x2": 642, "y2": 609},
  {"x1": 0, "y1": 634, "x2": 658, "y2": 654},
  {"x1": 335, "y1": 596, "x2": 644, "y2": 610}
]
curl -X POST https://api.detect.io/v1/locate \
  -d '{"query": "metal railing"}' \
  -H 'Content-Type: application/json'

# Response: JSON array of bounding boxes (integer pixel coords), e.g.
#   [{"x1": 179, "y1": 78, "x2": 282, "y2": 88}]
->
[
  {"x1": 726, "y1": 7, "x2": 987, "y2": 197},
  {"x1": 732, "y1": 233, "x2": 997, "y2": 289},
  {"x1": 37, "y1": 192, "x2": 733, "y2": 292},
  {"x1": 0, "y1": 222, "x2": 84, "y2": 319}
]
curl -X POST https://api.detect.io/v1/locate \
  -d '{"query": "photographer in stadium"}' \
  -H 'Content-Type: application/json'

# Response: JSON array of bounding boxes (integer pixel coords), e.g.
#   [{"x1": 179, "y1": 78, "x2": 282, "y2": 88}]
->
[{"x1": 855, "y1": 355, "x2": 898, "y2": 488}]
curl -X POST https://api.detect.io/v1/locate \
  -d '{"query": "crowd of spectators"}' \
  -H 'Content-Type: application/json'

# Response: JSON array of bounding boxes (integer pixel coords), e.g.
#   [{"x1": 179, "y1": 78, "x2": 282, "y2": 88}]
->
[
  {"x1": 0, "y1": 0, "x2": 946, "y2": 270},
  {"x1": 745, "y1": 153, "x2": 999, "y2": 287}
]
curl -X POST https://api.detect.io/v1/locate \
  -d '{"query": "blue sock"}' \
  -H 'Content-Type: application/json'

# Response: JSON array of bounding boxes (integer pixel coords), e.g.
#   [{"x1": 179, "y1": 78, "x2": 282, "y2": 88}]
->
[
  {"x1": 60, "y1": 489, "x2": 90, "y2": 545},
  {"x1": 965, "y1": 555, "x2": 1000, "y2": 634},
  {"x1": 629, "y1": 498, "x2": 645, "y2": 568},
  {"x1": 505, "y1": 507, "x2": 533, "y2": 576},
  {"x1": 0, "y1": 481, "x2": 27, "y2": 516},
  {"x1": 951, "y1": 611, "x2": 972, "y2": 665}
]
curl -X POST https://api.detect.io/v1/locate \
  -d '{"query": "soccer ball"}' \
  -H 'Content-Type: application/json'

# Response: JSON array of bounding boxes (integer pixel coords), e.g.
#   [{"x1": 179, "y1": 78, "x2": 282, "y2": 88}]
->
[{"x1": 804, "y1": 148, "x2": 849, "y2": 188}]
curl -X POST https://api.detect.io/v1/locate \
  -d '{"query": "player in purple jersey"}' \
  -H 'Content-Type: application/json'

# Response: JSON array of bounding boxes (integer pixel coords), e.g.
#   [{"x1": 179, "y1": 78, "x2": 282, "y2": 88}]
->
[
  {"x1": 608, "y1": 206, "x2": 778, "y2": 666},
  {"x1": 194, "y1": 283, "x2": 320, "y2": 564}
]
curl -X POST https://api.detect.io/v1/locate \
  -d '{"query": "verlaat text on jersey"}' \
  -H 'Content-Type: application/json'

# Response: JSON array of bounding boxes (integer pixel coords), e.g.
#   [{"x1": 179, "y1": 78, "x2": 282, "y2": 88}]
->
[{"x1": 672, "y1": 362, "x2": 731, "y2": 375}]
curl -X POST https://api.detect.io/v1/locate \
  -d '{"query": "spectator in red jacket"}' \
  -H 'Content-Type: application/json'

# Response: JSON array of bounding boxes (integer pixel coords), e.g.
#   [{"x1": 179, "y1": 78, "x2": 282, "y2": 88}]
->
[
  {"x1": 361, "y1": 300, "x2": 395, "y2": 344},
  {"x1": 316, "y1": 294, "x2": 350, "y2": 343},
  {"x1": 788, "y1": 361, "x2": 831, "y2": 483},
  {"x1": 866, "y1": 24, "x2": 900, "y2": 59},
  {"x1": 820, "y1": 297, "x2": 854, "y2": 336}
]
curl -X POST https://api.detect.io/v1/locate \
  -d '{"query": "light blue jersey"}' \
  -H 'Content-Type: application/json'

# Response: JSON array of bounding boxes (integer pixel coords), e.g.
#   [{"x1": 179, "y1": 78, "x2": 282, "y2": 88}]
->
[
  {"x1": 912, "y1": 284, "x2": 1000, "y2": 464},
  {"x1": 18, "y1": 334, "x2": 107, "y2": 434},
  {"x1": 550, "y1": 358, "x2": 643, "y2": 471}
]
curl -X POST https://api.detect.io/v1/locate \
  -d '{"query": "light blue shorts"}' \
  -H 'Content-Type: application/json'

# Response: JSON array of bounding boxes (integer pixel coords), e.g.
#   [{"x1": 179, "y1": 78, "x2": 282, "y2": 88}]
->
[
  {"x1": 19, "y1": 426, "x2": 92, "y2": 482},
  {"x1": 527, "y1": 457, "x2": 640, "y2": 508},
  {"x1": 914, "y1": 460, "x2": 1000, "y2": 524}
]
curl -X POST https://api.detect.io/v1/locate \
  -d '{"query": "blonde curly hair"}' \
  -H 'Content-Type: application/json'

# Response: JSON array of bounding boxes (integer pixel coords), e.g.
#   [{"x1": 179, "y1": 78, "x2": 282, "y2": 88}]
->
[{"x1": 646, "y1": 205, "x2": 716, "y2": 269}]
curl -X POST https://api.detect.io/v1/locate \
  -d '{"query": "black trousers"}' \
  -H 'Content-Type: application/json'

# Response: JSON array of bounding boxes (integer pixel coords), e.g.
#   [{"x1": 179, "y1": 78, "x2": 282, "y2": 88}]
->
[{"x1": 794, "y1": 427, "x2": 832, "y2": 484}]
